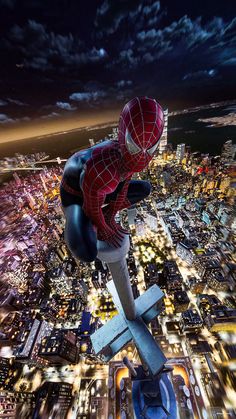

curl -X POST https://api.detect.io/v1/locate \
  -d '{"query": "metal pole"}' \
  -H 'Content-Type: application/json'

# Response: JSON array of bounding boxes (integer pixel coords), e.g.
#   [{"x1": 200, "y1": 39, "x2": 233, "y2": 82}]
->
[
  {"x1": 108, "y1": 257, "x2": 136, "y2": 320},
  {"x1": 97, "y1": 235, "x2": 136, "y2": 321},
  {"x1": 123, "y1": 356, "x2": 137, "y2": 377}
]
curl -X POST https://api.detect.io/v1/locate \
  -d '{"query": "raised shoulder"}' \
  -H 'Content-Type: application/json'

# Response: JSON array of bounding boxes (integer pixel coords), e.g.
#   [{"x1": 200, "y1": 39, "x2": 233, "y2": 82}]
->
[{"x1": 82, "y1": 141, "x2": 121, "y2": 195}]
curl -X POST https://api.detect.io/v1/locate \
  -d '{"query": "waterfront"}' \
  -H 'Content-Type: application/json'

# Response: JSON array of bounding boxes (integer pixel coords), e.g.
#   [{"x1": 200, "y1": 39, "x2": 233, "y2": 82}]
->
[{"x1": 0, "y1": 103, "x2": 236, "y2": 160}]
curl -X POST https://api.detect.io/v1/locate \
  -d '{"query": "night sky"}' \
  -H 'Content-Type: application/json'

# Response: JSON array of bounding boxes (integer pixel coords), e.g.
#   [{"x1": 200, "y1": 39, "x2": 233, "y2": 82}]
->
[{"x1": 0, "y1": 0, "x2": 236, "y2": 125}]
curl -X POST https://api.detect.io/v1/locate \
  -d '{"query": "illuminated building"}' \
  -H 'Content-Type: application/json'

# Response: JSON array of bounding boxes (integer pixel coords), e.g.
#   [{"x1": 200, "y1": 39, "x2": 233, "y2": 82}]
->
[
  {"x1": 107, "y1": 361, "x2": 131, "y2": 419},
  {"x1": 217, "y1": 204, "x2": 236, "y2": 229},
  {"x1": 78, "y1": 311, "x2": 101, "y2": 357},
  {"x1": 165, "y1": 222, "x2": 185, "y2": 246},
  {"x1": 205, "y1": 306, "x2": 236, "y2": 332},
  {"x1": 0, "y1": 358, "x2": 14, "y2": 390},
  {"x1": 15, "y1": 318, "x2": 41, "y2": 360},
  {"x1": 207, "y1": 270, "x2": 229, "y2": 291},
  {"x1": 39, "y1": 330, "x2": 79, "y2": 364},
  {"x1": 91, "y1": 269, "x2": 109, "y2": 289},
  {"x1": 176, "y1": 239, "x2": 198, "y2": 266},
  {"x1": 158, "y1": 108, "x2": 168, "y2": 153},
  {"x1": 0, "y1": 391, "x2": 17, "y2": 418},
  {"x1": 186, "y1": 335, "x2": 212, "y2": 356},
  {"x1": 39, "y1": 173, "x2": 48, "y2": 192},
  {"x1": 162, "y1": 261, "x2": 183, "y2": 292},
  {"x1": 202, "y1": 210, "x2": 217, "y2": 225},
  {"x1": 143, "y1": 262, "x2": 159, "y2": 288},
  {"x1": 215, "y1": 342, "x2": 236, "y2": 366},
  {"x1": 201, "y1": 372, "x2": 226, "y2": 410},
  {"x1": 13, "y1": 172, "x2": 21, "y2": 186},
  {"x1": 219, "y1": 176, "x2": 231, "y2": 193},
  {"x1": 195, "y1": 198, "x2": 206, "y2": 212},
  {"x1": 15, "y1": 319, "x2": 53, "y2": 365},
  {"x1": 127, "y1": 206, "x2": 137, "y2": 225},
  {"x1": 34, "y1": 382, "x2": 72, "y2": 418},
  {"x1": 171, "y1": 373, "x2": 193, "y2": 417},
  {"x1": 224, "y1": 295, "x2": 236, "y2": 309},
  {"x1": 144, "y1": 211, "x2": 158, "y2": 231},
  {"x1": 197, "y1": 258, "x2": 222, "y2": 280},
  {"x1": 25, "y1": 191, "x2": 36, "y2": 209},
  {"x1": 180, "y1": 309, "x2": 202, "y2": 333},
  {"x1": 173, "y1": 291, "x2": 190, "y2": 313},
  {"x1": 175, "y1": 210, "x2": 190, "y2": 228},
  {"x1": 0, "y1": 391, "x2": 35, "y2": 418},
  {"x1": 221, "y1": 140, "x2": 236, "y2": 162},
  {"x1": 187, "y1": 276, "x2": 206, "y2": 294},
  {"x1": 56, "y1": 244, "x2": 69, "y2": 262},
  {"x1": 135, "y1": 219, "x2": 146, "y2": 236},
  {"x1": 176, "y1": 143, "x2": 185, "y2": 163},
  {"x1": 91, "y1": 270, "x2": 102, "y2": 289},
  {"x1": 197, "y1": 294, "x2": 222, "y2": 318},
  {"x1": 90, "y1": 379, "x2": 108, "y2": 419}
]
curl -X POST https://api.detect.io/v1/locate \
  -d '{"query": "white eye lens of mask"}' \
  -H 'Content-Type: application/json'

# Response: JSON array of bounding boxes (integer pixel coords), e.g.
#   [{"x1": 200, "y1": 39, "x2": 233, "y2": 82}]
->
[
  {"x1": 125, "y1": 129, "x2": 141, "y2": 154},
  {"x1": 147, "y1": 141, "x2": 159, "y2": 156}
]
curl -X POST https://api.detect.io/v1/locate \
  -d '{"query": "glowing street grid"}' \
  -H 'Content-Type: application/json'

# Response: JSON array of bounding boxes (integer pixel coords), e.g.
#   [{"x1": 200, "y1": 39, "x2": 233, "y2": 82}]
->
[{"x1": 0, "y1": 137, "x2": 235, "y2": 419}]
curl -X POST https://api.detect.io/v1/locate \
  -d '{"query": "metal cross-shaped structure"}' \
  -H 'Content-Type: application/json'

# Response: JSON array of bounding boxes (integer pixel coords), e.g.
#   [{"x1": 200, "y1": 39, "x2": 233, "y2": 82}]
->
[{"x1": 91, "y1": 235, "x2": 167, "y2": 377}]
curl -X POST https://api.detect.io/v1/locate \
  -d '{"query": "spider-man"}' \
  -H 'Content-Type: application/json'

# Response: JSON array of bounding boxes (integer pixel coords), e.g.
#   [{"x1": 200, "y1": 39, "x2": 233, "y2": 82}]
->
[{"x1": 60, "y1": 97, "x2": 164, "y2": 262}]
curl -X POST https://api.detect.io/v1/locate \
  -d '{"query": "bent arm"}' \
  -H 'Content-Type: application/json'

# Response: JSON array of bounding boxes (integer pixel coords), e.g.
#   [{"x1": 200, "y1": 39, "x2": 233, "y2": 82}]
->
[
  {"x1": 82, "y1": 190, "x2": 107, "y2": 232},
  {"x1": 83, "y1": 189, "x2": 126, "y2": 245},
  {"x1": 104, "y1": 175, "x2": 133, "y2": 216}
]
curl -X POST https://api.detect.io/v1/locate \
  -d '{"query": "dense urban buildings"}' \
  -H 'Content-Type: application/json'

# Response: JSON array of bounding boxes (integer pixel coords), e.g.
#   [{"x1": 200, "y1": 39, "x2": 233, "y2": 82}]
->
[{"x1": 0, "y1": 132, "x2": 235, "y2": 418}]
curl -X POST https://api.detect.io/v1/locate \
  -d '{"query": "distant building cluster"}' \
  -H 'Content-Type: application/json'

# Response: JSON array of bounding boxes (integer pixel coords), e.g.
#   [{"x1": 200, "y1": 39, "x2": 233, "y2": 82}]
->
[{"x1": 0, "y1": 129, "x2": 235, "y2": 418}]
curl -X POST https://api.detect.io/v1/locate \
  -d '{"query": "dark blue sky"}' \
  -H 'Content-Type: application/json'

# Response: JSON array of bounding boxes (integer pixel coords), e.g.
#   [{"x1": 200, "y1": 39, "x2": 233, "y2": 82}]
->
[{"x1": 0, "y1": 0, "x2": 236, "y2": 124}]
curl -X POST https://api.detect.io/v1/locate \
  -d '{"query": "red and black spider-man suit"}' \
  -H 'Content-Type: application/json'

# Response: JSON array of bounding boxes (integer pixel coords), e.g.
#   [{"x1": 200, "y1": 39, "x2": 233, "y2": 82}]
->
[{"x1": 60, "y1": 97, "x2": 164, "y2": 262}]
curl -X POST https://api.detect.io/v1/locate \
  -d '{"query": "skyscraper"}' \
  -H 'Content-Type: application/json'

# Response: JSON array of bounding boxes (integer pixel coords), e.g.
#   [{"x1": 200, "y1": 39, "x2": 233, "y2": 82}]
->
[
  {"x1": 221, "y1": 140, "x2": 236, "y2": 162},
  {"x1": 176, "y1": 143, "x2": 186, "y2": 163},
  {"x1": 159, "y1": 108, "x2": 168, "y2": 153}
]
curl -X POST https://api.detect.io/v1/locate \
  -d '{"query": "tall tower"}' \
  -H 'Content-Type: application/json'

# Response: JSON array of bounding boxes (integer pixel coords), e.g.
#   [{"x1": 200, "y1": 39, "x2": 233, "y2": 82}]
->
[
  {"x1": 13, "y1": 172, "x2": 21, "y2": 186},
  {"x1": 40, "y1": 174, "x2": 48, "y2": 192},
  {"x1": 221, "y1": 140, "x2": 236, "y2": 162},
  {"x1": 159, "y1": 108, "x2": 168, "y2": 153},
  {"x1": 176, "y1": 143, "x2": 185, "y2": 163}
]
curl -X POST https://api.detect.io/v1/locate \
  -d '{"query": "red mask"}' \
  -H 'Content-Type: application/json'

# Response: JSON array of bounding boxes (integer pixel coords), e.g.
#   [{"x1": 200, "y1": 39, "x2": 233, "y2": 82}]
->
[{"x1": 118, "y1": 97, "x2": 164, "y2": 172}]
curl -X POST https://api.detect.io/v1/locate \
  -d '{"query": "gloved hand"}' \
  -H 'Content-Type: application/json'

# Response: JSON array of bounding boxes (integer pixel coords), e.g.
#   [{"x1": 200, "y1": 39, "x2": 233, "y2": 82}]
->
[
  {"x1": 103, "y1": 205, "x2": 129, "y2": 236},
  {"x1": 97, "y1": 224, "x2": 126, "y2": 247}
]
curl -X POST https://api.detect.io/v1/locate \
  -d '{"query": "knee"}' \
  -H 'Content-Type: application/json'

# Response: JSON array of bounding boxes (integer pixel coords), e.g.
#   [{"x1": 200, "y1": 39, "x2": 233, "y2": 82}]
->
[
  {"x1": 142, "y1": 181, "x2": 152, "y2": 197},
  {"x1": 80, "y1": 249, "x2": 97, "y2": 263},
  {"x1": 67, "y1": 240, "x2": 97, "y2": 263}
]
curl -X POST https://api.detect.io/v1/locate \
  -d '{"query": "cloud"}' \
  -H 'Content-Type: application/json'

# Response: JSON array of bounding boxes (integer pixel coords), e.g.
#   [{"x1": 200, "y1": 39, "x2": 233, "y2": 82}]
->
[
  {"x1": 0, "y1": 98, "x2": 27, "y2": 107},
  {"x1": 7, "y1": 98, "x2": 28, "y2": 106},
  {"x1": 117, "y1": 49, "x2": 138, "y2": 67},
  {"x1": 107, "y1": 11, "x2": 236, "y2": 79},
  {"x1": 41, "y1": 112, "x2": 60, "y2": 119},
  {"x1": 0, "y1": 113, "x2": 14, "y2": 123},
  {"x1": 143, "y1": 1, "x2": 160, "y2": 15},
  {"x1": 56, "y1": 102, "x2": 77, "y2": 111},
  {"x1": 0, "y1": 0, "x2": 16, "y2": 8},
  {"x1": 0, "y1": 113, "x2": 30, "y2": 124},
  {"x1": 221, "y1": 58, "x2": 236, "y2": 66},
  {"x1": 69, "y1": 91, "x2": 107, "y2": 102},
  {"x1": 116, "y1": 80, "x2": 133, "y2": 88},
  {"x1": 5, "y1": 20, "x2": 107, "y2": 72},
  {"x1": 95, "y1": 1, "x2": 162, "y2": 37},
  {"x1": 183, "y1": 69, "x2": 218, "y2": 81}
]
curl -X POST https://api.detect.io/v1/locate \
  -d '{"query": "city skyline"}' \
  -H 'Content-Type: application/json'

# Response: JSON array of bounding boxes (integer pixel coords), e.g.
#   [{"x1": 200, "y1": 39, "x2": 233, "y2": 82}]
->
[
  {"x1": 0, "y1": 133, "x2": 235, "y2": 417},
  {"x1": 0, "y1": 0, "x2": 236, "y2": 128},
  {"x1": 0, "y1": 1, "x2": 235, "y2": 418}
]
